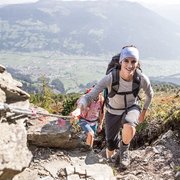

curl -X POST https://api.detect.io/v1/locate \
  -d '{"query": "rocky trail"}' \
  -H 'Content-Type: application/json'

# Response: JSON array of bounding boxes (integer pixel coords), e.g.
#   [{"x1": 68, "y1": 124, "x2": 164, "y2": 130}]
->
[{"x1": 13, "y1": 129, "x2": 180, "y2": 180}]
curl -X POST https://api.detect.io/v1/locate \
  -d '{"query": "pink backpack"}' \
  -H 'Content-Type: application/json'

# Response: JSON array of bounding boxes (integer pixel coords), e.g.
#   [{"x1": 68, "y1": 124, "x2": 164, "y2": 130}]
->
[
  {"x1": 80, "y1": 99, "x2": 102, "y2": 121},
  {"x1": 79, "y1": 88, "x2": 104, "y2": 121}
]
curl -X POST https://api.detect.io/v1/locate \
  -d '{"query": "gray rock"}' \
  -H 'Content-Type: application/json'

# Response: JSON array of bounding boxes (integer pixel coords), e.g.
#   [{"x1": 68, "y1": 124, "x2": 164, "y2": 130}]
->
[
  {"x1": 175, "y1": 171, "x2": 180, "y2": 180},
  {"x1": 0, "y1": 71, "x2": 30, "y2": 103},
  {"x1": 27, "y1": 118, "x2": 81, "y2": 149},
  {"x1": 0, "y1": 65, "x2": 6, "y2": 73},
  {"x1": 0, "y1": 88, "x2": 6, "y2": 103},
  {"x1": 0, "y1": 123, "x2": 32, "y2": 180},
  {"x1": 13, "y1": 169, "x2": 39, "y2": 180}
]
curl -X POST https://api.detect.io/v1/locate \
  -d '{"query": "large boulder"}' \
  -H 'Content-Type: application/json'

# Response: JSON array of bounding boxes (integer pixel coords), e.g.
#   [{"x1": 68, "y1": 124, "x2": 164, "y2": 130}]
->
[
  {"x1": 27, "y1": 115, "x2": 81, "y2": 149},
  {"x1": 0, "y1": 64, "x2": 32, "y2": 180},
  {"x1": 0, "y1": 70, "x2": 30, "y2": 103},
  {"x1": 0, "y1": 121, "x2": 32, "y2": 180}
]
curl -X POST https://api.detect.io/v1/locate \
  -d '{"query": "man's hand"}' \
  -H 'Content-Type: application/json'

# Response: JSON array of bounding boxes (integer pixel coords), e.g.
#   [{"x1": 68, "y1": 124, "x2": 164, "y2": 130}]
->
[
  {"x1": 70, "y1": 107, "x2": 81, "y2": 124},
  {"x1": 138, "y1": 109, "x2": 147, "y2": 123},
  {"x1": 71, "y1": 107, "x2": 81, "y2": 118},
  {"x1": 71, "y1": 104, "x2": 85, "y2": 123}
]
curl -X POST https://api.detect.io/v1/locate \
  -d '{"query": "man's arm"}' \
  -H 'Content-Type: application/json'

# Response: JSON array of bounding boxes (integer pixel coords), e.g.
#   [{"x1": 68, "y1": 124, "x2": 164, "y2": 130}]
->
[{"x1": 97, "y1": 94, "x2": 105, "y2": 132}]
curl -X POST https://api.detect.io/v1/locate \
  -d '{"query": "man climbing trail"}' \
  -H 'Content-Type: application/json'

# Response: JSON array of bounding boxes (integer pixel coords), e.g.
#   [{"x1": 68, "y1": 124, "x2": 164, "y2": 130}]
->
[{"x1": 72, "y1": 45, "x2": 154, "y2": 169}]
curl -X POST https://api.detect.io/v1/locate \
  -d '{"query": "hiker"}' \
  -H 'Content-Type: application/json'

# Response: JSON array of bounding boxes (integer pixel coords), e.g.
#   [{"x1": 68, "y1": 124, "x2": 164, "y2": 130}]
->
[
  {"x1": 72, "y1": 45, "x2": 153, "y2": 168},
  {"x1": 72, "y1": 87, "x2": 105, "y2": 151}
]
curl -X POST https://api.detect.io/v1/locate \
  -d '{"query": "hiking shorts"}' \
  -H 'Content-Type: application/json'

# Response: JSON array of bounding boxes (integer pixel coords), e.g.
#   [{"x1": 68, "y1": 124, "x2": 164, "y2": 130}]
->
[
  {"x1": 105, "y1": 105, "x2": 141, "y2": 151},
  {"x1": 78, "y1": 118, "x2": 98, "y2": 134}
]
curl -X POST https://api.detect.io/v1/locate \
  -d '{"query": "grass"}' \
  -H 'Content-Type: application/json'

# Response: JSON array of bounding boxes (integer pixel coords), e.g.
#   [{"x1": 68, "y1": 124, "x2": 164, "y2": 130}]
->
[{"x1": 145, "y1": 89, "x2": 180, "y2": 124}]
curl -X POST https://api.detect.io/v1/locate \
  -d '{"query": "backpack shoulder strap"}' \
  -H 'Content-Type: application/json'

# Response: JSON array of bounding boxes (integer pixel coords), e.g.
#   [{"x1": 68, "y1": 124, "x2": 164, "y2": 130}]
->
[
  {"x1": 132, "y1": 69, "x2": 141, "y2": 97},
  {"x1": 108, "y1": 68, "x2": 120, "y2": 98}
]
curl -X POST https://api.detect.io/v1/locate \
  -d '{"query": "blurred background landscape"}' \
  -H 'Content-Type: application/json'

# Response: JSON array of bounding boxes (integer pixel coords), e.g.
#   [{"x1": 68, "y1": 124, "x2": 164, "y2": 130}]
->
[
  {"x1": 0, "y1": 0, "x2": 180, "y2": 93},
  {"x1": 1, "y1": 2, "x2": 180, "y2": 179}
]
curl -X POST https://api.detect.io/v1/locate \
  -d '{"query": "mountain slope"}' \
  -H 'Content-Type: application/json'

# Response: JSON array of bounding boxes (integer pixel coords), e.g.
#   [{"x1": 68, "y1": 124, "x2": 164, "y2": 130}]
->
[{"x1": 0, "y1": 0, "x2": 180, "y2": 59}]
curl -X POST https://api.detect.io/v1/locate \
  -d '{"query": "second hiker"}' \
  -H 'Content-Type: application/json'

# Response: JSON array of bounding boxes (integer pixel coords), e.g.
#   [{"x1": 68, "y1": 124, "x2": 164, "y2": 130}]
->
[
  {"x1": 73, "y1": 87, "x2": 105, "y2": 151},
  {"x1": 72, "y1": 45, "x2": 154, "y2": 169}
]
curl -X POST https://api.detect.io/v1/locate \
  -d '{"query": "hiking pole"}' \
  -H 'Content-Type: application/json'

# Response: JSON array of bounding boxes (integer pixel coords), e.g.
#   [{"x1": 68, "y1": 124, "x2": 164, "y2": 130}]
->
[{"x1": 0, "y1": 102, "x2": 73, "y2": 119}]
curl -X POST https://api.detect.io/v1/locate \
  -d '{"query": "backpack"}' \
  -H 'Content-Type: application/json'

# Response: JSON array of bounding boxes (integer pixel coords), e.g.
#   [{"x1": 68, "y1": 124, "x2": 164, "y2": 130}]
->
[{"x1": 103, "y1": 53, "x2": 142, "y2": 112}]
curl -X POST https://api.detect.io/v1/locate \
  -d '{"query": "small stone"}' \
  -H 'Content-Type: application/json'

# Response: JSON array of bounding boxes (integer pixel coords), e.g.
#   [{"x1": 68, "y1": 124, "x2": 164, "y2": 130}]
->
[
  {"x1": 0, "y1": 64, "x2": 6, "y2": 73},
  {"x1": 175, "y1": 171, "x2": 180, "y2": 179}
]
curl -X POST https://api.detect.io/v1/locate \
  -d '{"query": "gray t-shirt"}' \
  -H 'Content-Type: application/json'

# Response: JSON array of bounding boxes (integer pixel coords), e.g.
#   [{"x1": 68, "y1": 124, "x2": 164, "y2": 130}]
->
[{"x1": 78, "y1": 72, "x2": 154, "y2": 115}]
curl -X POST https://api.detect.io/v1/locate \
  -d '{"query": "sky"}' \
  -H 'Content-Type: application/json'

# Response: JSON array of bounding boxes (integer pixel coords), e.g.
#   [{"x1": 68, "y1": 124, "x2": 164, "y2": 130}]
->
[
  {"x1": 1, "y1": 0, "x2": 180, "y2": 6},
  {"x1": 130, "y1": 0, "x2": 180, "y2": 5}
]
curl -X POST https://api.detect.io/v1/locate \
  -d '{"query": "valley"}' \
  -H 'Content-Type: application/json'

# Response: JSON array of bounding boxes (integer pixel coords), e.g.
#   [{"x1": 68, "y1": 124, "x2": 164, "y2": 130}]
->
[{"x1": 1, "y1": 52, "x2": 180, "y2": 93}]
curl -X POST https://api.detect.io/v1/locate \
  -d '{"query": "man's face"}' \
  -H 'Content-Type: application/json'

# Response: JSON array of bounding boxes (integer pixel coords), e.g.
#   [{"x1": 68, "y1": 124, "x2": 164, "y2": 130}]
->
[{"x1": 121, "y1": 57, "x2": 138, "y2": 76}]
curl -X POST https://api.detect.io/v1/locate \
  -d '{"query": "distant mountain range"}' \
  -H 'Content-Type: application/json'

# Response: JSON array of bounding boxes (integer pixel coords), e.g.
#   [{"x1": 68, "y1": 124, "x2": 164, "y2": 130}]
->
[
  {"x1": 1, "y1": 0, "x2": 180, "y2": 59},
  {"x1": 150, "y1": 73, "x2": 180, "y2": 86}
]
